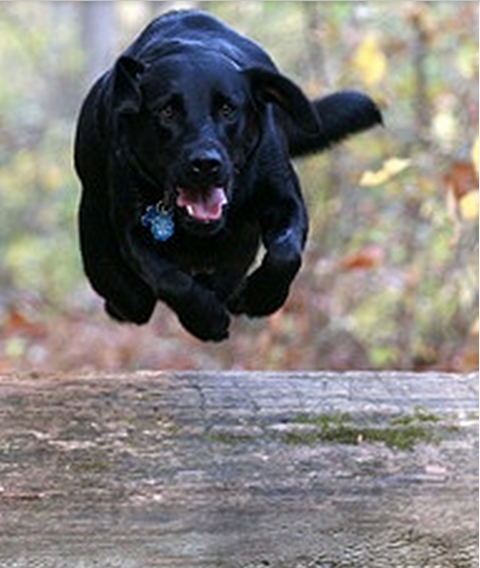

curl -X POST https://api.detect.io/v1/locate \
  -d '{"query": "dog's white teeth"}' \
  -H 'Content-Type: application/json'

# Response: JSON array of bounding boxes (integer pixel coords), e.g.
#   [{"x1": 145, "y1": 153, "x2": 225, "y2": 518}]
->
[{"x1": 186, "y1": 205, "x2": 195, "y2": 216}]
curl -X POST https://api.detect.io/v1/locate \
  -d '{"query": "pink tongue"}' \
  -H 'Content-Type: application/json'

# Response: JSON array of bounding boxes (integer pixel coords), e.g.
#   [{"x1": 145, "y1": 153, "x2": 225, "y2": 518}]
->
[{"x1": 176, "y1": 187, "x2": 227, "y2": 221}]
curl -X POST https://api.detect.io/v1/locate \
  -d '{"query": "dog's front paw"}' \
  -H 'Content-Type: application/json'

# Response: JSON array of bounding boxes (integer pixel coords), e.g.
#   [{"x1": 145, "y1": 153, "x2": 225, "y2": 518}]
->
[
  {"x1": 227, "y1": 274, "x2": 289, "y2": 317},
  {"x1": 177, "y1": 294, "x2": 230, "y2": 342}
]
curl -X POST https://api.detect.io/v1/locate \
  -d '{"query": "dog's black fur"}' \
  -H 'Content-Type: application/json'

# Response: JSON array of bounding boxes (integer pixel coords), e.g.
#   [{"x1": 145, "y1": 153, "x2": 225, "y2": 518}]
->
[{"x1": 74, "y1": 10, "x2": 382, "y2": 341}]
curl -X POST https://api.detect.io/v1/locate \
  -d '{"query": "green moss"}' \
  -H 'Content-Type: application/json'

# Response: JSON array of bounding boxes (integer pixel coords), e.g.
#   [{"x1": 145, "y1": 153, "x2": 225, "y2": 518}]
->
[
  {"x1": 207, "y1": 432, "x2": 257, "y2": 445},
  {"x1": 205, "y1": 408, "x2": 457, "y2": 451},
  {"x1": 282, "y1": 408, "x2": 445, "y2": 451},
  {"x1": 390, "y1": 406, "x2": 441, "y2": 426}
]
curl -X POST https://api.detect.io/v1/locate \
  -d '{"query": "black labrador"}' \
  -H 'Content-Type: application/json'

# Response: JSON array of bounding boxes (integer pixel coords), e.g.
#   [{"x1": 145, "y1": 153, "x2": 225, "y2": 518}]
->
[{"x1": 74, "y1": 10, "x2": 382, "y2": 341}]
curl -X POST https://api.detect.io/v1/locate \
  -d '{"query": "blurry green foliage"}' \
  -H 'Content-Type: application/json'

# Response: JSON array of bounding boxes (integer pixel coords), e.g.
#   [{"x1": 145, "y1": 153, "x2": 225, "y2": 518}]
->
[{"x1": 0, "y1": 1, "x2": 477, "y2": 371}]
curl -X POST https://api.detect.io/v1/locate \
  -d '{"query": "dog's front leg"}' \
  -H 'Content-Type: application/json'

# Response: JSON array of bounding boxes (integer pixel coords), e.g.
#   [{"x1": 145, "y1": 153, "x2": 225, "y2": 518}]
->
[
  {"x1": 228, "y1": 164, "x2": 308, "y2": 317},
  {"x1": 125, "y1": 239, "x2": 230, "y2": 341},
  {"x1": 109, "y1": 183, "x2": 230, "y2": 342},
  {"x1": 157, "y1": 264, "x2": 231, "y2": 341}
]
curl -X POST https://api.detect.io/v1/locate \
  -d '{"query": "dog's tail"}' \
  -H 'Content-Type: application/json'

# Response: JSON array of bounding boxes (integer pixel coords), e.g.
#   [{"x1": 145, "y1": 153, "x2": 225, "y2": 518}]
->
[{"x1": 285, "y1": 91, "x2": 383, "y2": 158}]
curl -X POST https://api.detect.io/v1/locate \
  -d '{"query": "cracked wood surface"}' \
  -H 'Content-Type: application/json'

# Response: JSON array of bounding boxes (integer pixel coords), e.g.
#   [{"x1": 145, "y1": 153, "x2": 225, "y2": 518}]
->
[{"x1": 0, "y1": 371, "x2": 478, "y2": 568}]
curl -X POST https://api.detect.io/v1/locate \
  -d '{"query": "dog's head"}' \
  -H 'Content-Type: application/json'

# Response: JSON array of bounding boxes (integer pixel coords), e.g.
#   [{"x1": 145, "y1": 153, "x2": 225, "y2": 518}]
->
[{"x1": 112, "y1": 49, "x2": 319, "y2": 236}]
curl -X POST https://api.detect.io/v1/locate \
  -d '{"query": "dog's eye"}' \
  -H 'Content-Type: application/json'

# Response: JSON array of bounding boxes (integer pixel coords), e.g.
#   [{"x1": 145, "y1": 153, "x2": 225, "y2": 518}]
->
[
  {"x1": 158, "y1": 103, "x2": 177, "y2": 122},
  {"x1": 218, "y1": 102, "x2": 236, "y2": 119}
]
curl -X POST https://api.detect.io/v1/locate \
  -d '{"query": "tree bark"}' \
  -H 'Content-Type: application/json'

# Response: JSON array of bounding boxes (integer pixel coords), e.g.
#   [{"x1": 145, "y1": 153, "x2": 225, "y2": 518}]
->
[{"x1": 79, "y1": 1, "x2": 117, "y2": 87}]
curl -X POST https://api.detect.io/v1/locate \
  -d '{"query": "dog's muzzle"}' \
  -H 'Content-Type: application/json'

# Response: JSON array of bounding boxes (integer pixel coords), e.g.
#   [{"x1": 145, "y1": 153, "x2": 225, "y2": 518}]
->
[{"x1": 175, "y1": 146, "x2": 231, "y2": 223}]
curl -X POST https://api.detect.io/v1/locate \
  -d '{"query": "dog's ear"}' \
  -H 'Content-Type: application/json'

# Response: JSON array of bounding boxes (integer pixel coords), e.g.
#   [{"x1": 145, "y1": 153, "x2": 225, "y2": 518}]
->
[
  {"x1": 244, "y1": 68, "x2": 320, "y2": 135},
  {"x1": 113, "y1": 56, "x2": 145, "y2": 114}
]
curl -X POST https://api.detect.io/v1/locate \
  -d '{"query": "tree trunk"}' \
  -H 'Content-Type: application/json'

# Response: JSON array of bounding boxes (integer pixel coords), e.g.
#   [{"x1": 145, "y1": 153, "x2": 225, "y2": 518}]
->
[{"x1": 79, "y1": 1, "x2": 117, "y2": 87}]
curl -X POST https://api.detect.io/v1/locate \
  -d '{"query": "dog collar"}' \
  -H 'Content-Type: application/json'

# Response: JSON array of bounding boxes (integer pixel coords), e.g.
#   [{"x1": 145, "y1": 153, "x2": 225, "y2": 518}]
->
[
  {"x1": 141, "y1": 201, "x2": 175, "y2": 242},
  {"x1": 117, "y1": 147, "x2": 175, "y2": 241}
]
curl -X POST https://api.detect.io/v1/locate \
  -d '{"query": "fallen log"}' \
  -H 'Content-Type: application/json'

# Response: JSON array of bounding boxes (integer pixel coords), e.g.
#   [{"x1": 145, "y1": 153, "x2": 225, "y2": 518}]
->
[{"x1": 0, "y1": 371, "x2": 477, "y2": 567}]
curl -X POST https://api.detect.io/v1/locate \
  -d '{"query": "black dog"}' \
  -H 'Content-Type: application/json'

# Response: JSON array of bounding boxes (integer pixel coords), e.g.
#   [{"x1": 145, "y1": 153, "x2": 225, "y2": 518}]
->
[{"x1": 74, "y1": 10, "x2": 382, "y2": 342}]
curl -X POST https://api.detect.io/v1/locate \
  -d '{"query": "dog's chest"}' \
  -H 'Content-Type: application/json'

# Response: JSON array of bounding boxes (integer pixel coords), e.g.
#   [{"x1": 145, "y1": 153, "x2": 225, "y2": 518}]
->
[{"x1": 153, "y1": 218, "x2": 260, "y2": 276}]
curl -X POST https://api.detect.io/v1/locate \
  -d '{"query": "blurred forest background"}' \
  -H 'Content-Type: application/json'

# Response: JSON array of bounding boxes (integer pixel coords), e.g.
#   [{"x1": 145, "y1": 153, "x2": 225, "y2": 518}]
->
[{"x1": 0, "y1": 1, "x2": 478, "y2": 373}]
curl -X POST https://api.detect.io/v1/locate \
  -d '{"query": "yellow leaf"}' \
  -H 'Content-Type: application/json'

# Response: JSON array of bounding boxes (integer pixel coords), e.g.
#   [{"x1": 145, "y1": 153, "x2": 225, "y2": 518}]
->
[
  {"x1": 459, "y1": 191, "x2": 479, "y2": 220},
  {"x1": 360, "y1": 158, "x2": 411, "y2": 187},
  {"x1": 384, "y1": 158, "x2": 411, "y2": 176},
  {"x1": 471, "y1": 137, "x2": 479, "y2": 176},
  {"x1": 353, "y1": 33, "x2": 387, "y2": 87}
]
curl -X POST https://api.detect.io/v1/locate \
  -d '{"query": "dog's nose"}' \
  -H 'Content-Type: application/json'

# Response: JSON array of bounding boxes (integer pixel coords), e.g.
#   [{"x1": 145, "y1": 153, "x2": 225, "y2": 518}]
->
[{"x1": 189, "y1": 150, "x2": 223, "y2": 179}]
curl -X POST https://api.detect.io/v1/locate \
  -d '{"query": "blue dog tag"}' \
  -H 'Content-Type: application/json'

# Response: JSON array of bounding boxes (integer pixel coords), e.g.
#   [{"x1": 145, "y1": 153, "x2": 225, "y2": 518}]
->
[{"x1": 141, "y1": 202, "x2": 175, "y2": 242}]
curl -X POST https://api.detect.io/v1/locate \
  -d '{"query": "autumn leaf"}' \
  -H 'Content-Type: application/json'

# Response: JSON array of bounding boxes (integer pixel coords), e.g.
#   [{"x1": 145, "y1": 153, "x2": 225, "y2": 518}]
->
[
  {"x1": 442, "y1": 149, "x2": 479, "y2": 220},
  {"x1": 353, "y1": 33, "x2": 387, "y2": 87},
  {"x1": 359, "y1": 158, "x2": 411, "y2": 187},
  {"x1": 339, "y1": 246, "x2": 384, "y2": 271},
  {"x1": 472, "y1": 137, "x2": 479, "y2": 176},
  {"x1": 443, "y1": 160, "x2": 478, "y2": 201},
  {"x1": 2, "y1": 308, "x2": 46, "y2": 339}
]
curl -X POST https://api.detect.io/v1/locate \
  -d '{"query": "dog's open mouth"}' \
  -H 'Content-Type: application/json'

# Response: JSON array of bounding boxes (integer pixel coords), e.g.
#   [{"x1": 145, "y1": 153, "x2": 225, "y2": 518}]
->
[{"x1": 176, "y1": 186, "x2": 228, "y2": 222}]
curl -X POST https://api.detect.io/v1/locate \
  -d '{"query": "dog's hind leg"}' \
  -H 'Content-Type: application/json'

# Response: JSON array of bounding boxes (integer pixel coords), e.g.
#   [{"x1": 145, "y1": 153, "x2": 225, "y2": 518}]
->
[{"x1": 79, "y1": 192, "x2": 156, "y2": 325}]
